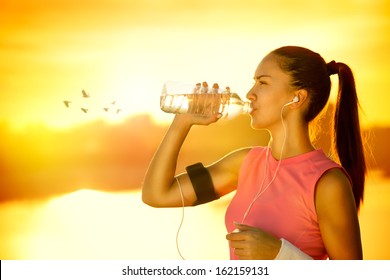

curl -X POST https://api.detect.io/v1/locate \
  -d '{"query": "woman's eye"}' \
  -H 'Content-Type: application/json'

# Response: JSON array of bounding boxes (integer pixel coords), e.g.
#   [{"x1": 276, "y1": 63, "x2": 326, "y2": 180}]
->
[{"x1": 252, "y1": 80, "x2": 267, "y2": 86}]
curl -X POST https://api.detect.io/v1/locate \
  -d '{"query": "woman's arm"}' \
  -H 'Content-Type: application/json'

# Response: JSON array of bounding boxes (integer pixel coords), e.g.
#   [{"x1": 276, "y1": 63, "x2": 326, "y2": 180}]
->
[
  {"x1": 142, "y1": 113, "x2": 250, "y2": 208},
  {"x1": 315, "y1": 168, "x2": 363, "y2": 259}
]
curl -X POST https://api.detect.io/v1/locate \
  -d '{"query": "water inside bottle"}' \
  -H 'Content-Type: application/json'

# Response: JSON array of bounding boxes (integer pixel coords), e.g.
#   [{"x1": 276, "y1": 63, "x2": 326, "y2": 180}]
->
[
  {"x1": 160, "y1": 81, "x2": 251, "y2": 119},
  {"x1": 160, "y1": 93, "x2": 230, "y2": 116}
]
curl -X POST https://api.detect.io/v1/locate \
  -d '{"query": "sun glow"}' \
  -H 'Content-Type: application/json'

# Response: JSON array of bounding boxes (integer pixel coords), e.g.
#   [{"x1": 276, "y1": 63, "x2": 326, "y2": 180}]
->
[{"x1": 1, "y1": 1, "x2": 389, "y2": 129}]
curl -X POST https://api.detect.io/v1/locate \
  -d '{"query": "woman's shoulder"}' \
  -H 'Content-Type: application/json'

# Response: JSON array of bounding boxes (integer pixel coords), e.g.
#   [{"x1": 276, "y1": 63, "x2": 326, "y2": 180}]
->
[
  {"x1": 212, "y1": 146, "x2": 268, "y2": 175},
  {"x1": 315, "y1": 168, "x2": 354, "y2": 212},
  {"x1": 317, "y1": 168, "x2": 352, "y2": 192},
  {"x1": 221, "y1": 146, "x2": 253, "y2": 162},
  {"x1": 243, "y1": 145, "x2": 268, "y2": 156},
  {"x1": 212, "y1": 146, "x2": 260, "y2": 171},
  {"x1": 227, "y1": 146, "x2": 268, "y2": 161}
]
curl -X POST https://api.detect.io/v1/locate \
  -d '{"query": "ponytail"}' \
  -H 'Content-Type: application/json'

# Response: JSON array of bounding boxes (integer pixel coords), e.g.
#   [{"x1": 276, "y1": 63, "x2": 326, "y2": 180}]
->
[{"x1": 331, "y1": 61, "x2": 366, "y2": 210}]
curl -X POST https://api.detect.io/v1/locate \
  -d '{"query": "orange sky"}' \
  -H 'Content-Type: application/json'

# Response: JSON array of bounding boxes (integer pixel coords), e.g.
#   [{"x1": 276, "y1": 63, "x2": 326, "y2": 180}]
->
[
  {"x1": 1, "y1": 1, "x2": 390, "y2": 261},
  {"x1": 1, "y1": 0, "x2": 390, "y2": 130}
]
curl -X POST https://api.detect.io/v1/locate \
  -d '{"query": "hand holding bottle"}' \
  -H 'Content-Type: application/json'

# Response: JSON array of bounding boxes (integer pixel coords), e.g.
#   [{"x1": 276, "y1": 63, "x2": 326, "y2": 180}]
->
[{"x1": 172, "y1": 109, "x2": 222, "y2": 127}]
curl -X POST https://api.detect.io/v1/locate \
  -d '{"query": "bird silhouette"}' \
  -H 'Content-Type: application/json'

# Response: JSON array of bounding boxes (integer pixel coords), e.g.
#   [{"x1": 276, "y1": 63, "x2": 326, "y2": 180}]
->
[
  {"x1": 81, "y1": 89, "x2": 90, "y2": 98},
  {"x1": 62, "y1": 89, "x2": 123, "y2": 116}
]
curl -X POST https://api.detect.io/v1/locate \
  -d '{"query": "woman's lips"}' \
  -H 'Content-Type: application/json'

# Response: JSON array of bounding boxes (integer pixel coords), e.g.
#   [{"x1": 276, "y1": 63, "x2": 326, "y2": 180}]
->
[{"x1": 250, "y1": 107, "x2": 257, "y2": 115}]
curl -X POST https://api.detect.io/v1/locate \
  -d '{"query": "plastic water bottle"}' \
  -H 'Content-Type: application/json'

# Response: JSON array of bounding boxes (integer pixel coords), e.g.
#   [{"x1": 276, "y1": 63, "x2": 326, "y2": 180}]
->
[{"x1": 160, "y1": 81, "x2": 251, "y2": 119}]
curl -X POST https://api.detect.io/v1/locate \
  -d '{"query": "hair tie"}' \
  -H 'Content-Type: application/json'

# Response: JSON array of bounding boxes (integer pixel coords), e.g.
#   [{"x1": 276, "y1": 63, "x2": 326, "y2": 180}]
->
[{"x1": 327, "y1": 60, "x2": 338, "y2": 76}]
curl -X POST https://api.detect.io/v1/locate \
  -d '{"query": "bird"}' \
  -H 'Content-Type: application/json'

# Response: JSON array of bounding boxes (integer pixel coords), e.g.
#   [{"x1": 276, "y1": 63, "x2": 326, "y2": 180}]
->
[
  {"x1": 116, "y1": 109, "x2": 122, "y2": 114},
  {"x1": 81, "y1": 108, "x2": 88, "y2": 113},
  {"x1": 103, "y1": 108, "x2": 109, "y2": 112},
  {"x1": 81, "y1": 89, "x2": 90, "y2": 98},
  {"x1": 63, "y1": 100, "x2": 72, "y2": 108},
  {"x1": 111, "y1": 101, "x2": 116, "y2": 105}
]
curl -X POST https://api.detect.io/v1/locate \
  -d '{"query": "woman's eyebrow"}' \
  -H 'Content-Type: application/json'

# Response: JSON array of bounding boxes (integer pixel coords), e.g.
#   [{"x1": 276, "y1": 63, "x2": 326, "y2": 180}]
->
[{"x1": 254, "y1": 74, "x2": 272, "y2": 80}]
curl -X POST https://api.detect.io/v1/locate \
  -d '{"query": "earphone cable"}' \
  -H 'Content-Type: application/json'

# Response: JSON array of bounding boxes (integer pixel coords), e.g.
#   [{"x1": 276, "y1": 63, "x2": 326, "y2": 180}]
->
[
  {"x1": 241, "y1": 103, "x2": 289, "y2": 223},
  {"x1": 175, "y1": 176, "x2": 186, "y2": 260}
]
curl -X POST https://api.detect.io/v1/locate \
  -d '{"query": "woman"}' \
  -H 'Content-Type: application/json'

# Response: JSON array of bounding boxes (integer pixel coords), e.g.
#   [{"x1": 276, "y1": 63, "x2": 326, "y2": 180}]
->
[{"x1": 142, "y1": 46, "x2": 366, "y2": 260}]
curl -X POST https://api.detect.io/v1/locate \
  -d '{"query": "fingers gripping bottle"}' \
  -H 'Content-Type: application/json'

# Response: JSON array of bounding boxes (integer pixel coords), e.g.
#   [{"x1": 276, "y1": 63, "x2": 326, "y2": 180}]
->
[{"x1": 160, "y1": 81, "x2": 251, "y2": 119}]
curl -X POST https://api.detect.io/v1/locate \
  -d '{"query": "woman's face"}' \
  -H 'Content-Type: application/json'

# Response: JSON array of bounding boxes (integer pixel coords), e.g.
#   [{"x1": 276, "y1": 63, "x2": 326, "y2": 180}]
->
[{"x1": 246, "y1": 54, "x2": 295, "y2": 130}]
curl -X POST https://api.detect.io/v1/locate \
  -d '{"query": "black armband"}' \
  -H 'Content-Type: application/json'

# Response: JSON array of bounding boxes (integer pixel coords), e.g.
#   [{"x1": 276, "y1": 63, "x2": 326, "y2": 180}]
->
[{"x1": 186, "y1": 162, "x2": 219, "y2": 206}]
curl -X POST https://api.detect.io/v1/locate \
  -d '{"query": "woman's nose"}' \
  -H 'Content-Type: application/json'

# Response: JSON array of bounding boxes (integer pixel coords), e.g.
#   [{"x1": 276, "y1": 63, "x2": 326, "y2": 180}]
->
[{"x1": 246, "y1": 86, "x2": 255, "y2": 101}]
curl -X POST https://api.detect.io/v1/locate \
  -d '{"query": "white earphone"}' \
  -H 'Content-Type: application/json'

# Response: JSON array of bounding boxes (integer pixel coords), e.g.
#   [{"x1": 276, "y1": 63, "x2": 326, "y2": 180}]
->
[{"x1": 284, "y1": 96, "x2": 299, "y2": 106}]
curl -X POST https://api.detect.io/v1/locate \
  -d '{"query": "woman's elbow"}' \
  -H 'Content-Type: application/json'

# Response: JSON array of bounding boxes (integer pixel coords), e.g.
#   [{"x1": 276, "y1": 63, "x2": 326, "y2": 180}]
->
[{"x1": 141, "y1": 190, "x2": 165, "y2": 208}]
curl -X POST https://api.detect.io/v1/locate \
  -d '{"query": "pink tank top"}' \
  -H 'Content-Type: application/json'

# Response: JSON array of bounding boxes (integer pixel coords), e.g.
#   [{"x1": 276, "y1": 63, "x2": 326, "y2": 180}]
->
[{"x1": 225, "y1": 147, "x2": 344, "y2": 260}]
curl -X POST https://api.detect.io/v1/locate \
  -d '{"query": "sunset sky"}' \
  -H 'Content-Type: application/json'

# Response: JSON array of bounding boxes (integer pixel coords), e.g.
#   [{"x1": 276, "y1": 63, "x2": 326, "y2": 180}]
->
[
  {"x1": 1, "y1": 0, "x2": 390, "y2": 130},
  {"x1": 1, "y1": 0, "x2": 390, "y2": 261}
]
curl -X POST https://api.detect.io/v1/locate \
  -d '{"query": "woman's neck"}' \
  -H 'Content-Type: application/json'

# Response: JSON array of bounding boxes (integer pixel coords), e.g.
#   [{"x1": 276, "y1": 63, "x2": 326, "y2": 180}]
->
[{"x1": 269, "y1": 121, "x2": 315, "y2": 160}]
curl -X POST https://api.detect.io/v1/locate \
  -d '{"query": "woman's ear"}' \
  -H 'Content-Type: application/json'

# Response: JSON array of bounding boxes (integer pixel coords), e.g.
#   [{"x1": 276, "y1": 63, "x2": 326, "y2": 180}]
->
[{"x1": 290, "y1": 89, "x2": 308, "y2": 108}]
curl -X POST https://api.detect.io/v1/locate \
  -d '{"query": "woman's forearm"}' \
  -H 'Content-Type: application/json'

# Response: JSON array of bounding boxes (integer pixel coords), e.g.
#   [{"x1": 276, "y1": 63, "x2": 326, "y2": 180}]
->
[{"x1": 142, "y1": 116, "x2": 192, "y2": 206}]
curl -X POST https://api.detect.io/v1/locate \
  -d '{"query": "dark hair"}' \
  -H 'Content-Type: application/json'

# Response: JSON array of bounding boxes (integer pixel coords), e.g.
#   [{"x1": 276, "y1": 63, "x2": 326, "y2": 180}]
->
[{"x1": 271, "y1": 46, "x2": 366, "y2": 210}]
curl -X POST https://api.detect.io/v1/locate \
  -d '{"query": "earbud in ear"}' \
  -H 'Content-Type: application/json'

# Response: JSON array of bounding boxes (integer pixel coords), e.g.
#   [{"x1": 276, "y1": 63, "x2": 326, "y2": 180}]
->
[{"x1": 284, "y1": 96, "x2": 300, "y2": 106}]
